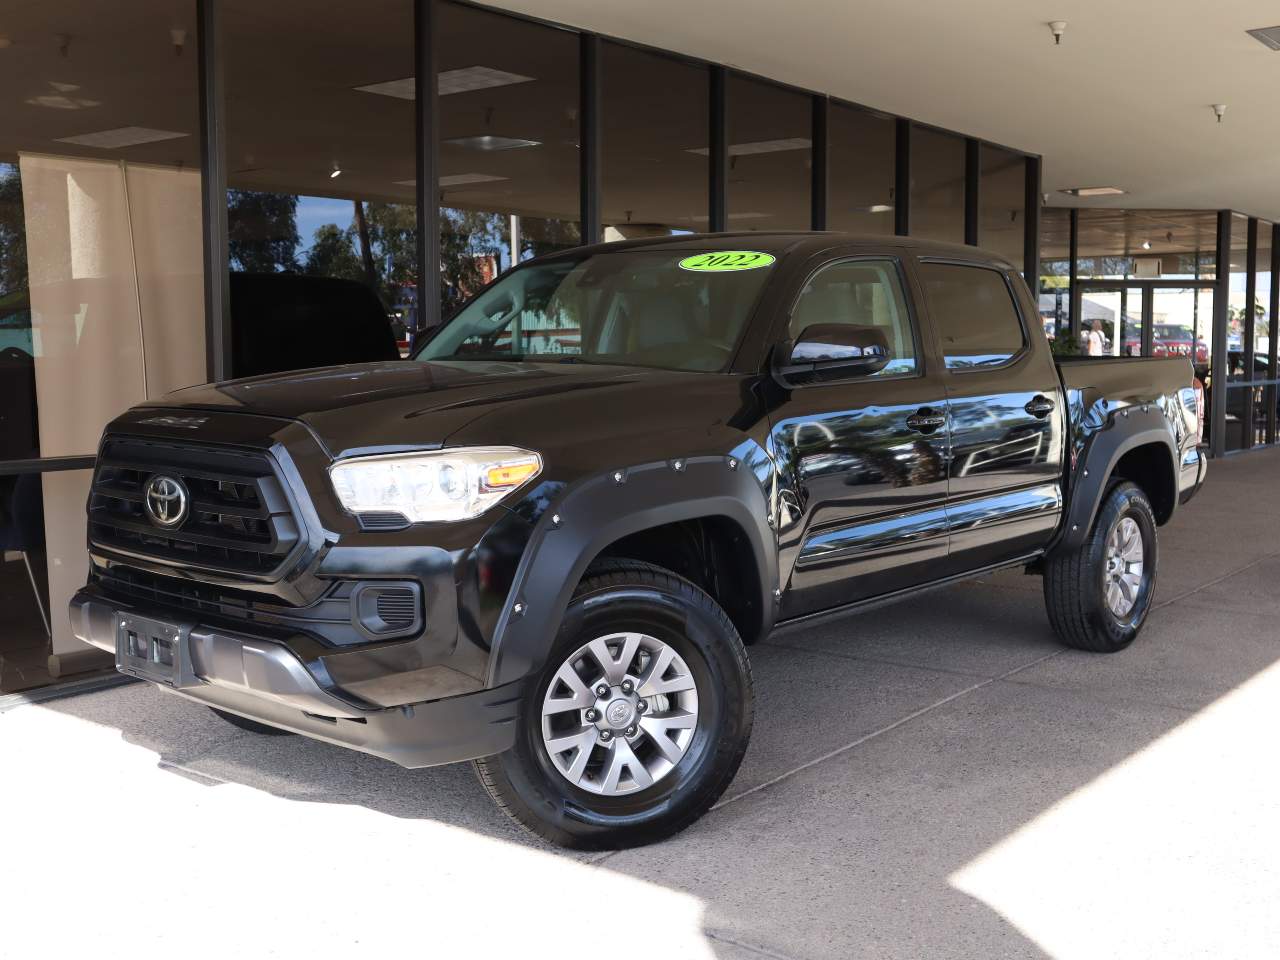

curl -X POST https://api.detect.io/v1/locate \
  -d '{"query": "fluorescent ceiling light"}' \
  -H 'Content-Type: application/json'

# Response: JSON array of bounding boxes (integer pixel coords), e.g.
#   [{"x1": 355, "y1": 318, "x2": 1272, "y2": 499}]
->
[
  {"x1": 27, "y1": 93, "x2": 99, "y2": 110},
  {"x1": 688, "y1": 137, "x2": 811, "y2": 157},
  {"x1": 866, "y1": 204, "x2": 894, "y2": 214},
  {"x1": 355, "y1": 77, "x2": 416, "y2": 100},
  {"x1": 356, "y1": 67, "x2": 535, "y2": 101},
  {"x1": 55, "y1": 126, "x2": 188, "y2": 148},
  {"x1": 1060, "y1": 186, "x2": 1126, "y2": 197},
  {"x1": 440, "y1": 173, "x2": 509, "y2": 187},
  {"x1": 393, "y1": 173, "x2": 510, "y2": 187},
  {"x1": 1246, "y1": 25, "x2": 1280, "y2": 50},
  {"x1": 445, "y1": 135, "x2": 540, "y2": 151},
  {"x1": 439, "y1": 66, "x2": 535, "y2": 96}
]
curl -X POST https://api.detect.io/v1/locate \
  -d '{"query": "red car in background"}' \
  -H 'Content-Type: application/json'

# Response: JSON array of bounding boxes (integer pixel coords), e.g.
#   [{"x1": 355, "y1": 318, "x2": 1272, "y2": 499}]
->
[{"x1": 1121, "y1": 323, "x2": 1209, "y2": 363}]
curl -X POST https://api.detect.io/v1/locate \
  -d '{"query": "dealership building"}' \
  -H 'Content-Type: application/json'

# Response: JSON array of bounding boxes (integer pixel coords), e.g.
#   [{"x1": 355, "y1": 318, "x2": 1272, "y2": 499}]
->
[{"x1": 0, "y1": 0, "x2": 1274, "y2": 692}]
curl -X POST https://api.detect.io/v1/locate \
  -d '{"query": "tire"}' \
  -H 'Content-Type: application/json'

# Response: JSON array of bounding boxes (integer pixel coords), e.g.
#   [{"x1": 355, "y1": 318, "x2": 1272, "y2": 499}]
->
[
  {"x1": 474, "y1": 559, "x2": 754, "y2": 850},
  {"x1": 1044, "y1": 480, "x2": 1158, "y2": 653},
  {"x1": 209, "y1": 707, "x2": 294, "y2": 736}
]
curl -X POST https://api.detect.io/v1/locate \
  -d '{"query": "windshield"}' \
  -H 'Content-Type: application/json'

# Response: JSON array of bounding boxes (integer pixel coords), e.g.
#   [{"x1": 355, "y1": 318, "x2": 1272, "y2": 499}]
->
[{"x1": 415, "y1": 249, "x2": 777, "y2": 372}]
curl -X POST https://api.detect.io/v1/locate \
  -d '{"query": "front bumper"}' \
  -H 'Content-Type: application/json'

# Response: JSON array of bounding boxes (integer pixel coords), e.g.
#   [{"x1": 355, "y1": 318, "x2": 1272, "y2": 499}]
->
[{"x1": 69, "y1": 588, "x2": 523, "y2": 768}]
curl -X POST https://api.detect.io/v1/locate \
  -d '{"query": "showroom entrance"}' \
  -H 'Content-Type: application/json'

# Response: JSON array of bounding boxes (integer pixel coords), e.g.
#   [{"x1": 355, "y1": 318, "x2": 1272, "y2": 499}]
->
[{"x1": 1074, "y1": 280, "x2": 1215, "y2": 364}]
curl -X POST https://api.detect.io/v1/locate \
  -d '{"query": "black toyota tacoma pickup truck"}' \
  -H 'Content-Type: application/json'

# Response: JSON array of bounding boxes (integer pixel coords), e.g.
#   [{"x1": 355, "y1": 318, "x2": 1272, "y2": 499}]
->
[{"x1": 69, "y1": 233, "x2": 1206, "y2": 848}]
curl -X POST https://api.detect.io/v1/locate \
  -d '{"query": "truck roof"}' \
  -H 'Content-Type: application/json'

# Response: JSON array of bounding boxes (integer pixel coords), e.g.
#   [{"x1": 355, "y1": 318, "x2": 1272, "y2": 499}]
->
[{"x1": 550, "y1": 231, "x2": 1019, "y2": 271}]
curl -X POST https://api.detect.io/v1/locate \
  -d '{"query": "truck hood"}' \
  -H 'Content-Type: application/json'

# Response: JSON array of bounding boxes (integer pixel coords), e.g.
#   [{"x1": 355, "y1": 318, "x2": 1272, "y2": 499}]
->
[{"x1": 149, "y1": 359, "x2": 747, "y2": 458}]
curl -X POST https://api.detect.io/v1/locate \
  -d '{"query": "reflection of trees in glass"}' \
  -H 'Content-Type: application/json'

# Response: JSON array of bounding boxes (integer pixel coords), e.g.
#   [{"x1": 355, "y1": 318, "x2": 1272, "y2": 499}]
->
[
  {"x1": 522, "y1": 218, "x2": 580, "y2": 260},
  {"x1": 228, "y1": 190, "x2": 300, "y2": 272},
  {"x1": 363, "y1": 201, "x2": 417, "y2": 306},
  {"x1": 0, "y1": 165, "x2": 28, "y2": 298},
  {"x1": 304, "y1": 223, "x2": 364, "y2": 281},
  {"x1": 307, "y1": 201, "x2": 419, "y2": 309},
  {"x1": 438, "y1": 209, "x2": 583, "y2": 319},
  {"x1": 440, "y1": 207, "x2": 504, "y2": 316}
]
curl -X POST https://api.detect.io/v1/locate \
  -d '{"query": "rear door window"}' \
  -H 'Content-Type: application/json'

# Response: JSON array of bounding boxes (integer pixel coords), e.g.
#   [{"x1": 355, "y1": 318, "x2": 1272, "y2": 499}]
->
[{"x1": 918, "y1": 262, "x2": 1025, "y2": 370}]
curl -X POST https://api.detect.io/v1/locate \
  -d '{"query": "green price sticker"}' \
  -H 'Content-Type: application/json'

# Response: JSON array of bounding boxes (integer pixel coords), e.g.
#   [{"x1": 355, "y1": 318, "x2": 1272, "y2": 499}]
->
[{"x1": 678, "y1": 251, "x2": 776, "y2": 272}]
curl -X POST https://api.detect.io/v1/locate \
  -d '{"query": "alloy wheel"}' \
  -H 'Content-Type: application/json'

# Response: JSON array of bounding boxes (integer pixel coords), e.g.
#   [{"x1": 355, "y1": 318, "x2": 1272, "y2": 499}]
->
[
  {"x1": 1104, "y1": 515, "x2": 1145, "y2": 617},
  {"x1": 540, "y1": 632, "x2": 700, "y2": 796}
]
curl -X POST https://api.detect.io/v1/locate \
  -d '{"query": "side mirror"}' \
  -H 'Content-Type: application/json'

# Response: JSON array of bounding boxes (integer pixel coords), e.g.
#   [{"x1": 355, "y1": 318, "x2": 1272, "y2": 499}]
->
[{"x1": 774, "y1": 323, "x2": 891, "y2": 383}]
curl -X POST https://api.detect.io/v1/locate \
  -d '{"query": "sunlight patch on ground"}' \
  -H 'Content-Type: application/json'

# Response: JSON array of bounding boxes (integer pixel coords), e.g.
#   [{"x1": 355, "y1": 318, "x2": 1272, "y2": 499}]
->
[
  {"x1": 950, "y1": 662, "x2": 1280, "y2": 959},
  {"x1": 0, "y1": 705, "x2": 715, "y2": 960}
]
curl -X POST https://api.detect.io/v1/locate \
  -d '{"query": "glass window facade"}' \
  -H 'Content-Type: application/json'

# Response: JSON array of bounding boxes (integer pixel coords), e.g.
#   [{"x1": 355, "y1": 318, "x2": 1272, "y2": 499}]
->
[
  {"x1": 437, "y1": 2, "x2": 580, "y2": 313},
  {"x1": 827, "y1": 104, "x2": 895, "y2": 235},
  {"x1": 1038, "y1": 208, "x2": 1071, "y2": 347},
  {"x1": 910, "y1": 127, "x2": 965, "y2": 244},
  {"x1": 1077, "y1": 210, "x2": 1218, "y2": 280},
  {"x1": 726, "y1": 76, "x2": 811, "y2": 231},
  {"x1": 224, "y1": 0, "x2": 418, "y2": 365},
  {"x1": 601, "y1": 45, "x2": 707, "y2": 240},
  {"x1": 979, "y1": 145, "x2": 1025, "y2": 264},
  {"x1": 1225, "y1": 213, "x2": 1258, "y2": 451}
]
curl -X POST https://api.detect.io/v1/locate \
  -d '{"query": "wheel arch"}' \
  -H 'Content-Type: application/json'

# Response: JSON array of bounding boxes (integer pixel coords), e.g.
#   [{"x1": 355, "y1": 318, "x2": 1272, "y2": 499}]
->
[
  {"x1": 1059, "y1": 405, "x2": 1178, "y2": 551},
  {"x1": 485, "y1": 455, "x2": 777, "y2": 688}
]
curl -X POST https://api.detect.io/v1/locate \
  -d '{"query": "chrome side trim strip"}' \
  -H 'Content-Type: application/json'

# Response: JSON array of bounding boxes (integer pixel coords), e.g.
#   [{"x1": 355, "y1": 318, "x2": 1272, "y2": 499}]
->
[
  {"x1": 797, "y1": 504, "x2": 948, "y2": 567},
  {"x1": 797, "y1": 482, "x2": 1062, "y2": 567},
  {"x1": 946, "y1": 483, "x2": 1062, "y2": 534}
]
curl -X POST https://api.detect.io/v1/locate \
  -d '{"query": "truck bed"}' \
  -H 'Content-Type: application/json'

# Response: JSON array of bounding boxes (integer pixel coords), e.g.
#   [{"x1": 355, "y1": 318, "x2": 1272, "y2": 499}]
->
[{"x1": 1055, "y1": 355, "x2": 1196, "y2": 404}]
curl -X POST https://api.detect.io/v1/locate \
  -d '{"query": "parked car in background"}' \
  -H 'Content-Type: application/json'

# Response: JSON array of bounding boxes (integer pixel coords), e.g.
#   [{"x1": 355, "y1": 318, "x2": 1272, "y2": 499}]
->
[
  {"x1": 1152, "y1": 324, "x2": 1209, "y2": 363},
  {"x1": 229, "y1": 273, "x2": 400, "y2": 378},
  {"x1": 71, "y1": 234, "x2": 1207, "y2": 849}
]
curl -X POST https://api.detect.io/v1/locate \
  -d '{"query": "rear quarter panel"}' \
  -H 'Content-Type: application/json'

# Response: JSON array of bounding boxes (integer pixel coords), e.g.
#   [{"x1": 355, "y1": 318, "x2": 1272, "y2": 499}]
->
[{"x1": 1055, "y1": 356, "x2": 1200, "y2": 547}]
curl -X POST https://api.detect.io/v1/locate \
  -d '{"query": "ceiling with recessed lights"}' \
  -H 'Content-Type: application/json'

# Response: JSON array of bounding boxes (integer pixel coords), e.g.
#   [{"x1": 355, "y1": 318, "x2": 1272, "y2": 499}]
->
[{"x1": 481, "y1": 0, "x2": 1280, "y2": 221}]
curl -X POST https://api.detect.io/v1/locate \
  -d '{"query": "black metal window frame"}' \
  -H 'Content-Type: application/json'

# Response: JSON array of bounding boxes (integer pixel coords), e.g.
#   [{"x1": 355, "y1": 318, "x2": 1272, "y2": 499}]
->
[{"x1": 1220, "y1": 215, "x2": 1280, "y2": 453}]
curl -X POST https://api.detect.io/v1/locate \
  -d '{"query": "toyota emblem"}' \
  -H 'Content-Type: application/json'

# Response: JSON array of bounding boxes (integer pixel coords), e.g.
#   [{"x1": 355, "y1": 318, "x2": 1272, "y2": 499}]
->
[{"x1": 144, "y1": 474, "x2": 189, "y2": 529}]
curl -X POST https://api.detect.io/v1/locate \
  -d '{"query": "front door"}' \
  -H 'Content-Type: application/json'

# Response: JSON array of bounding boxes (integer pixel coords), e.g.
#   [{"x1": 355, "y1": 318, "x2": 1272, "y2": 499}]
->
[
  {"x1": 769, "y1": 253, "x2": 951, "y2": 618},
  {"x1": 914, "y1": 258, "x2": 1065, "y2": 572}
]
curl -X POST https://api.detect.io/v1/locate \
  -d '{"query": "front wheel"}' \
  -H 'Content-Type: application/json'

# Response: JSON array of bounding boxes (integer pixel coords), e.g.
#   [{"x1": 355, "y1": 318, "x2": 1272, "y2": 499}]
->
[
  {"x1": 474, "y1": 560, "x2": 753, "y2": 850},
  {"x1": 1044, "y1": 480, "x2": 1158, "y2": 653}
]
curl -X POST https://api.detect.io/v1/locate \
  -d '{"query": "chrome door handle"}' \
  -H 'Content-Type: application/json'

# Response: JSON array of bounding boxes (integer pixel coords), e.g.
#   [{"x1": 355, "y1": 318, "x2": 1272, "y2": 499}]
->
[
  {"x1": 1025, "y1": 396, "x2": 1055, "y2": 418},
  {"x1": 905, "y1": 409, "x2": 947, "y2": 433}
]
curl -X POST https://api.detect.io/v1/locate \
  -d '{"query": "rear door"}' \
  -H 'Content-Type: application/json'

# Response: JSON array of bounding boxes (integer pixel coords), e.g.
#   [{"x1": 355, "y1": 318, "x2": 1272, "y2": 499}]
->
[
  {"x1": 913, "y1": 258, "x2": 1065, "y2": 572},
  {"x1": 769, "y1": 251, "x2": 952, "y2": 618}
]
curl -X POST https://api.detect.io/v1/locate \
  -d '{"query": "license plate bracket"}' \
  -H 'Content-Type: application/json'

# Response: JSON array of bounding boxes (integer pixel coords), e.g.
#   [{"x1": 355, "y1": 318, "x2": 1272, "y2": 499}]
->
[{"x1": 116, "y1": 614, "x2": 193, "y2": 686}]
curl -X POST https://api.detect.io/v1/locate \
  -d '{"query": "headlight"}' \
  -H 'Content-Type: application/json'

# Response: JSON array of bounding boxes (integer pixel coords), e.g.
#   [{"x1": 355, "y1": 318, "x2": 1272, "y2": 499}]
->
[{"x1": 328, "y1": 447, "x2": 542, "y2": 524}]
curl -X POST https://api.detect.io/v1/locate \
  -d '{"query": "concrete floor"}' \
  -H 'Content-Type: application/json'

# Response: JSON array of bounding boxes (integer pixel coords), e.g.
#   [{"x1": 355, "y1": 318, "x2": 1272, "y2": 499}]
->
[{"x1": 4, "y1": 449, "x2": 1280, "y2": 959}]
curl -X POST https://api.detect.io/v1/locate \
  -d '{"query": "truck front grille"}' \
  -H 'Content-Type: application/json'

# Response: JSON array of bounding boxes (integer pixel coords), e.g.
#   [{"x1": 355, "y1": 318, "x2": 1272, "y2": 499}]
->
[{"x1": 89, "y1": 437, "x2": 302, "y2": 577}]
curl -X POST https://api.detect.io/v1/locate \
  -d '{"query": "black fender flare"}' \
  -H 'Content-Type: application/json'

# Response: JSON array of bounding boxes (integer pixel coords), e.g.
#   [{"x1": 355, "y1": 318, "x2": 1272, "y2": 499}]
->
[
  {"x1": 1058, "y1": 405, "x2": 1178, "y2": 551},
  {"x1": 485, "y1": 455, "x2": 778, "y2": 688}
]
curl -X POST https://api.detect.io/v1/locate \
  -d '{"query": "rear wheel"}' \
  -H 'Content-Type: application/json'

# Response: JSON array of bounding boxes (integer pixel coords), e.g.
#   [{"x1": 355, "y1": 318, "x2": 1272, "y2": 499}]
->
[
  {"x1": 474, "y1": 560, "x2": 753, "y2": 850},
  {"x1": 1044, "y1": 480, "x2": 1158, "y2": 653}
]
